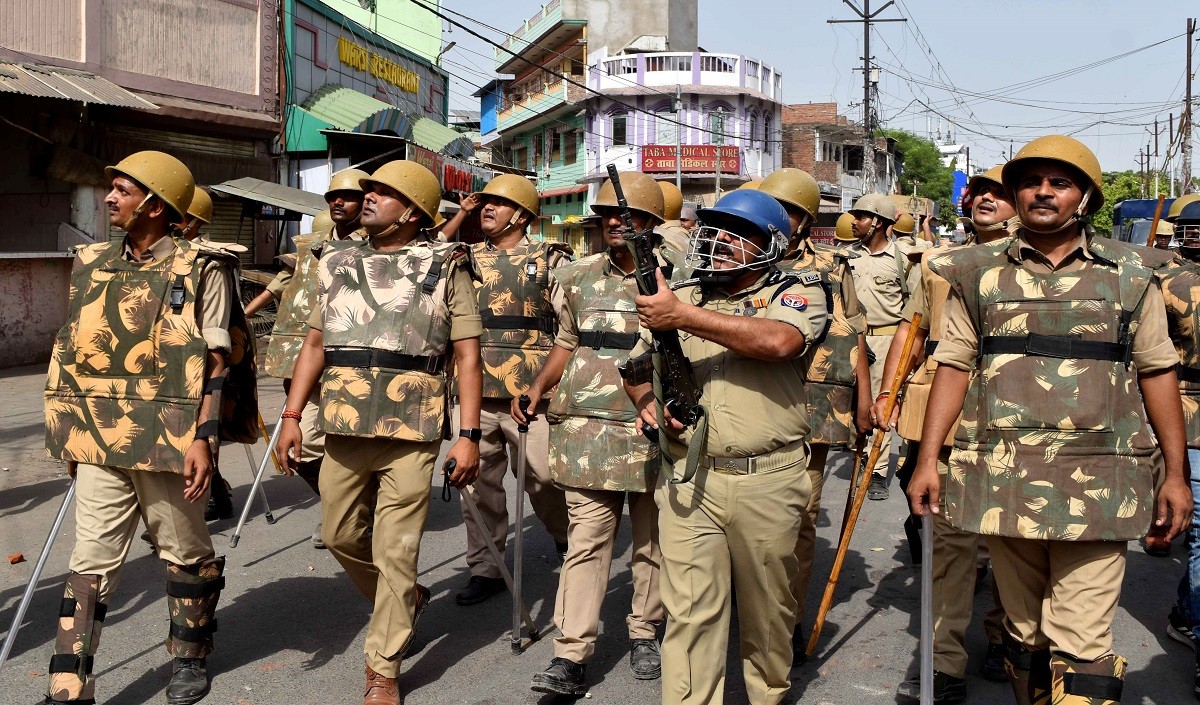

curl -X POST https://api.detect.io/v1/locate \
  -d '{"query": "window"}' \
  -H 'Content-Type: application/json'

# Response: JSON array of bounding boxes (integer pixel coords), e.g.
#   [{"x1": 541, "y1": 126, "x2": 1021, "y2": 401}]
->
[
  {"x1": 764, "y1": 115, "x2": 773, "y2": 154},
  {"x1": 570, "y1": 59, "x2": 584, "y2": 77},
  {"x1": 510, "y1": 146, "x2": 527, "y2": 170},
  {"x1": 612, "y1": 113, "x2": 628, "y2": 146},
  {"x1": 748, "y1": 116, "x2": 757, "y2": 148},
  {"x1": 564, "y1": 131, "x2": 578, "y2": 165},
  {"x1": 551, "y1": 129, "x2": 562, "y2": 163},
  {"x1": 709, "y1": 110, "x2": 726, "y2": 146},
  {"x1": 533, "y1": 134, "x2": 543, "y2": 170},
  {"x1": 656, "y1": 111, "x2": 678, "y2": 145}
]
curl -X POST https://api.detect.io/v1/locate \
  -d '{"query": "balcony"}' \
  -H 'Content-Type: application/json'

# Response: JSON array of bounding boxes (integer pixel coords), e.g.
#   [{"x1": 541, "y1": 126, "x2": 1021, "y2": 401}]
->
[
  {"x1": 495, "y1": 0, "x2": 586, "y2": 74},
  {"x1": 497, "y1": 83, "x2": 568, "y2": 133},
  {"x1": 595, "y1": 51, "x2": 784, "y2": 101}
]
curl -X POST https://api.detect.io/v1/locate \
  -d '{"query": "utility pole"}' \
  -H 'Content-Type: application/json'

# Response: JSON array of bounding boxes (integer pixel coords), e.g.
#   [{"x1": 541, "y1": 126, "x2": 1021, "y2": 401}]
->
[
  {"x1": 1183, "y1": 17, "x2": 1195, "y2": 194},
  {"x1": 674, "y1": 85, "x2": 683, "y2": 191},
  {"x1": 829, "y1": 1, "x2": 905, "y2": 196}
]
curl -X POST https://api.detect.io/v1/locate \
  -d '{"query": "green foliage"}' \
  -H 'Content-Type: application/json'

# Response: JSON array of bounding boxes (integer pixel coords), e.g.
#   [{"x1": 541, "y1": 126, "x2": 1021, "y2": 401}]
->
[
  {"x1": 1092, "y1": 170, "x2": 1172, "y2": 237},
  {"x1": 883, "y1": 129, "x2": 957, "y2": 224}
]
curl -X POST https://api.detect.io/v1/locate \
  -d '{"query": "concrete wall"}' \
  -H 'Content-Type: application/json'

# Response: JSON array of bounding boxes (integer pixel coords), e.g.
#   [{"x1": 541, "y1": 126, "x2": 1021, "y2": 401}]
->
[
  {"x1": 581, "y1": 0, "x2": 697, "y2": 55},
  {"x1": 0, "y1": 256, "x2": 71, "y2": 368},
  {"x1": 313, "y1": 0, "x2": 443, "y2": 63}
]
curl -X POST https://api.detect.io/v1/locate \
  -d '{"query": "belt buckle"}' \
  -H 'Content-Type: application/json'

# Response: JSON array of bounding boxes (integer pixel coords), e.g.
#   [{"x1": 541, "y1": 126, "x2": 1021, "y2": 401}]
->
[{"x1": 718, "y1": 458, "x2": 749, "y2": 475}]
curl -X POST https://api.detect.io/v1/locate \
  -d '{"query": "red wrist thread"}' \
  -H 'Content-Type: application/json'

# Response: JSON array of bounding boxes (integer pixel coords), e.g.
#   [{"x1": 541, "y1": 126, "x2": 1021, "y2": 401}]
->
[{"x1": 282, "y1": 409, "x2": 303, "y2": 421}]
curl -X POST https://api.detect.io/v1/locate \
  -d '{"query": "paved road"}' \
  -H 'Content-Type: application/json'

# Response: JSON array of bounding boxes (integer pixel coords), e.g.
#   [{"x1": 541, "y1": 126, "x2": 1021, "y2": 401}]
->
[{"x1": 1, "y1": 364, "x2": 1193, "y2": 704}]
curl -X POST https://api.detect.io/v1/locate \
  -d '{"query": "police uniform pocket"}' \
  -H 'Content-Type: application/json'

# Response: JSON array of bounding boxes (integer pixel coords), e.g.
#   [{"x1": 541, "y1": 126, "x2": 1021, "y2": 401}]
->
[{"x1": 981, "y1": 299, "x2": 1118, "y2": 433}]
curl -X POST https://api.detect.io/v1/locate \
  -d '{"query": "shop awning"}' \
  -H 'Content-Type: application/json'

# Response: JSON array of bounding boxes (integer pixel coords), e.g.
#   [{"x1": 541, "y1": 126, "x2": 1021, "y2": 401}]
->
[
  {"x1": 210, "y1": 177, "x2": 327, "y2": 216},
  {"x1": 539, "y1": 184, "x2": 587, "y2": 199},
  {"x1": 0, "y1": 61, "x2": 158, "y2": 110},
  {"x1": 412, "y1": 116, "x2": 475, "y2": 159}
]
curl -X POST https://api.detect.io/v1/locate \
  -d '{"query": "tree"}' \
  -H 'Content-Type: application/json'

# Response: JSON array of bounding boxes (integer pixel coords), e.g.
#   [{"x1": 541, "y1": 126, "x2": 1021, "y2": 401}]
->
[
  {"x1": 882, "y1": 129, "x2": 956, "y2": 225},
  {"x1": 1092, "y1": 170, "x2": 1172, "y2": 237}
]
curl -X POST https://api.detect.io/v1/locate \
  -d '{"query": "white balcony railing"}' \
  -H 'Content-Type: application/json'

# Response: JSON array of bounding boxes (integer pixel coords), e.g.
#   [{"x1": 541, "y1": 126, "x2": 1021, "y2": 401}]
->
[{"x1": 595, "y1": 51, "x2": 783, "y2": 100}]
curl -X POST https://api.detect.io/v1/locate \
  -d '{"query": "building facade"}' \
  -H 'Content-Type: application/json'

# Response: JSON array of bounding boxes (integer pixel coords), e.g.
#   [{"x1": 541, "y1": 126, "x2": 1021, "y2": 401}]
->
[
  {"x1": 0, "y1": 0, "x2": 280, "y2": 367},
  {"x1": 781, "y1": 101, "x2": 900, "y2": 215}
]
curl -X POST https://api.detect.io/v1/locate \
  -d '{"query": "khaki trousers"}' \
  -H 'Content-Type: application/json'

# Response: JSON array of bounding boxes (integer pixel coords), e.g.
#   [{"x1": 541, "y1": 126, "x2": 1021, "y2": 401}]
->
[
  {"x1": 792, "y1": 443, "x2": 830, "y2": 627},
  {"x1": 865, "y1": 334, "x2": 895, "y2": 478},
  {"x1": 298, "y1": 387, "x2": 325, "y2": 463},
  {"x1": 71, "y1": 463, "x2": 214, "y2": 601},
  {"x1": 454, "y1": 399, "x2": 568, "y2": 579},
  {"x1": 320, "y1": 434, "x2": 439, "y2": 678},
  {"x1": 985, "y1": 536, "x2": 1126, "y2": 661},
  {"x1": 553, "y1": 487, "x2": 663, "y2": 663},
  {"x1": 658, "y1": 460, "x2": 810, "y2": 705}
]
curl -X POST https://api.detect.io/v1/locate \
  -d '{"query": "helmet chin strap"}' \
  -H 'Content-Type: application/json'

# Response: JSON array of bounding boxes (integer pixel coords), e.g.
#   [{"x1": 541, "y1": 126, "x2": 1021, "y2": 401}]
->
[
  {"x1": 120, "y1": 193, "x2": 154, "y2": 231},
  {"x1": 371, "y1": 206, "x2": 416, "y2": 240},
  {"x1": 1022, "y1": 186, "x2": 1093, "y2": 236}
]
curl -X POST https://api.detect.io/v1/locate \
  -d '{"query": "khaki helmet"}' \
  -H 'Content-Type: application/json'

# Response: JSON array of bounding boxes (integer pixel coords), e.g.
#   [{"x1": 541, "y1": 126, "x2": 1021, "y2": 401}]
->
[
  {"x1": 892, "y1": 211, "x2": 916, "y2": 236},
  {"x1": 1167, "y1": 194, "x2": 1200, "y2": 222},
  {"x1": 186, "y1": 187, "x2": 213, "y2": 224},
  {"x1": 325, "y1": 168, "x2": 370, "y2": 199},
  {"x1": 472, "y1": 173, "x2": 540, "y2": 217},
  {"x1": 849, "y1": 193, "x2": 897, "y2": 223},
  {"x1": 361, "y1": 161, "x2": 445, "y2": 228},
  {"x1": 968, "y1": 164, "x2": 1006, "y2": 194},
  {"x1": 737, "y1": 179, "x2": 763, "y2": 191},
  {"x1": 1001, "y1": 135, "x2": 1104, "y2": 215},
  {"x1": 311, "y1": 209, "x2": 334, "y2": 234},
  {"x1": 759, "y1": 168, "x2": 820, "y2": 220},
  {"x1": 834, "y1": 212, "x2": 858, "y2": 242},
  {"x1": 104, "y1": 150, "x2": 195, "y2": 222},
  {"x1": 591, "y1": 170, "x2": 665, "y2": 224},
  {"x1": 658, "y1": 180, "x2": 684, "y2": 221}
]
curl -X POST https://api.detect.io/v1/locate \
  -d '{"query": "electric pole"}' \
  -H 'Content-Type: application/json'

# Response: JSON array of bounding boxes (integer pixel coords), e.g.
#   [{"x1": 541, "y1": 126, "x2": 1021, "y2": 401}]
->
[
  {"x1": 829, "y1": 1, "x2": 905, "y2": 196},
  {"x1": 1184, "y1": 17, "x2": 1195, "y2": 194},
  {"x1": 674, "y1": 85, "x2": 683, "y2": 191}
]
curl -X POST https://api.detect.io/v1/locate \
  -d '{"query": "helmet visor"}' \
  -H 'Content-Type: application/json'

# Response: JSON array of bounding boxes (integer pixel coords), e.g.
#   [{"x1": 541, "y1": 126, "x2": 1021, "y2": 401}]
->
[{"x1": 685, "y1": 225, "x2": 779, "y2": 273}]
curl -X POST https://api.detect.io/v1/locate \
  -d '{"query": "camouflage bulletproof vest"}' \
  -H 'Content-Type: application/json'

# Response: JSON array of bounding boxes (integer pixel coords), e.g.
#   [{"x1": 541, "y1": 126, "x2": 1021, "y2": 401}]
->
[
  {"x1": 897, "y1": 246, "x2": 958, "y2": 444},
  {"x1": 264, "y1": 233, "x2": 323, "y2": 379},
  {"x1": 472, "y1": 239, "x2": 568, "y2": 399},
  {"x1": 547, "y1": 252, "x2": 658, "y2": 492},
  {"x1": 45, "y1": 238, "x2": 257, "y2": 472},
  {"x1": 1162, "y1": 258, "x2": 1200, "y2": 448},
  {"x1": 931, "y1": 236, "x2": 1162, "y2": 541},
  {"x1": 317, "y1": 238, "x2": 465, "y2": 441},
  {"x1": 785, "y1": 241, "x2": 862, "y2": 447}
]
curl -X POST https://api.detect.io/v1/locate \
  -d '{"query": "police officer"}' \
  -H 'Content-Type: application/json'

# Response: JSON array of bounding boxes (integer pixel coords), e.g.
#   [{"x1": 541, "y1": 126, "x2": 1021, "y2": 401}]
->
[
  {"x1": 890, "y1": 210, "x2": 919, "y2": 249},
  {"x1": 450, "y1": 174, "x2": 571, "y2": 606},
  {"x1": 680, "y1": 203, "x2": 699, "y2": 232},
  {"x1": 625, "y1": 189, "x2": 828, "y2": 705},
  {"x1": 1161, "y1": 201, "x2": 1200, "y2": 696},
  {"x1": 257, "y1": 170, "x2": 369, "y2": 547},
  {"x1": 43, "y1": 151, "x2": 257, "y2": 705},
  {"x1": 518, "y1": 171, "x2": 668, "y2": 695},
  {"x1": 846, "y1": 193, "x2": 914, "y2": 500},
  {"x1": 277, "y1": 160, "x2": 481, "y2": 705},
  {"x1": 244, "y1": 169, "x2": 368, "y2": 317},
  {"x1": 873, "y1": 165, "x2": 1017, "y2": 702},
  {"x1": 756, "y1": 168, "x2": 872, "y2": 657},
  {"x1": 907, "y1": 135, "x2": 1192, "y2": 705},
  {"x1": 656, "y1": 179, "x2": 692, "y2": 255}
]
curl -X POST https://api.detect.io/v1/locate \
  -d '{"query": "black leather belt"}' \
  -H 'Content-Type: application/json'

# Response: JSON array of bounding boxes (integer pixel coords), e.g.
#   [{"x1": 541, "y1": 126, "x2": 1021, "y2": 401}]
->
[
  {"x1": 481, "y1": 311, "x2": 555, "y2": 333},
  {"x1": 578, "y1": 330, "x2": 639, "y2": 350},
  {"x1": 980, "y1": 334, "x2": 1129, "y2": 362},
  {"x1": 324, "y1": 349, "x2": 445, "y2": 373},
  {"x1": 925, "y1": 339, "x2": 939, "y2": 356}
]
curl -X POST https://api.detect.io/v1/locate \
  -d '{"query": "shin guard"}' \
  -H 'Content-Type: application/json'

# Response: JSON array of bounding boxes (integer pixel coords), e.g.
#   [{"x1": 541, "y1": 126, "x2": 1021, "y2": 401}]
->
[
  {"x1": 47, "y1": 573, "x2": 105, "y2": 704},
  {"x1": 1051, "y1": 653, "x2": 1126, "y2": 704},
  {"x1": 165, "y1": 557, "x2": 225, "y2": 659}
]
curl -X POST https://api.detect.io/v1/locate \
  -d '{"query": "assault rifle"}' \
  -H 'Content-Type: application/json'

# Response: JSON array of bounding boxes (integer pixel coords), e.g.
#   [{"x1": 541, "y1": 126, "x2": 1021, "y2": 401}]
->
[{"x1": 609, "y1": 165, "x2": 706, "y2": 482}]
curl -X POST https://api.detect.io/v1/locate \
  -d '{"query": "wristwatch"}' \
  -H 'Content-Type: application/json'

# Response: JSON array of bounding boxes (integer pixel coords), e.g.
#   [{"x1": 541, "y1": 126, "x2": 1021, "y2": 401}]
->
[{"x1": 459, "y1": 428, "x2": 482, "y2": 442}]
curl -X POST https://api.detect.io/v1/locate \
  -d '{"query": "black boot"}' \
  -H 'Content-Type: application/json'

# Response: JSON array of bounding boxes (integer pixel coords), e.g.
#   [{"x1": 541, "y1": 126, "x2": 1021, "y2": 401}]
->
[
  {"x1": 983, "y1": 642, "x2": 1008, "y2": 682},
  {"x1": 531, "y1": 657, "x2": 587, "y2": 695},
  {"x1": 455, "y1": 575, "x2": 506, "y2": 606},
  {"x1": 166, "y1": 657, "x2": 209, "y2": 705},
  {"x1": 204, "y1": 473, "x2": 233, "y2": 522},
  {"x1": 629, "y1": 639, "x2": 661, "y2": 680},
  {"x1": 896, "y1": 670, "x2": 967, "y2": 703}
]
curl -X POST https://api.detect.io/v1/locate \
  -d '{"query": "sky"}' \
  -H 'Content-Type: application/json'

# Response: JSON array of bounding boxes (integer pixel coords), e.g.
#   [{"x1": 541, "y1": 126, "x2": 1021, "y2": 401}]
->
[{"x1": 433, "y1": 0, "x2": 1198, "y2": 179}]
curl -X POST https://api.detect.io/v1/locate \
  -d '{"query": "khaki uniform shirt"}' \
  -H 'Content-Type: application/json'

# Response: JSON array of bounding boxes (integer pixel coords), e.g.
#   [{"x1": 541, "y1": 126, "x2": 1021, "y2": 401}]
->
[
  {"x1": 122, "y1": 235, "x2": 231, "y2": 352},
  {"x1": 633, "y1": 269, "x2": 829, "y2": 457},
  {"x1": 307, "y1": 238, "x2": 482, "y2": 341},
  {"x1": 933, "y1": 231, "x2": 1177, "y2": 373},
  {"x1": 848, "y1": 240, "x2": 919, "y2": 329}
]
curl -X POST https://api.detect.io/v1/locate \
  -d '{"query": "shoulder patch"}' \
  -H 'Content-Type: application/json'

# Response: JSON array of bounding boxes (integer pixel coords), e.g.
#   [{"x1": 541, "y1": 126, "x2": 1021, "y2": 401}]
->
[{"x1": 780, "y1": 292, "x2": 809, "y2": 311}]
